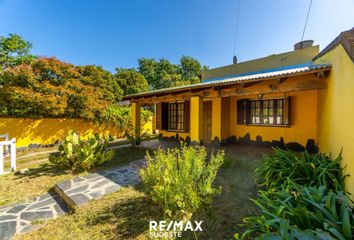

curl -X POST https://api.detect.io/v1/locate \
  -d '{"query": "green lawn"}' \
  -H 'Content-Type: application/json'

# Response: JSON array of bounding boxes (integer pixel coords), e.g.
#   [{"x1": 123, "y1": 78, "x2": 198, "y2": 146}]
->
[
  {"x1": 11, "y1": 145, "x2": 269, "y2": 239},
  {"x1": 0, "y1": 146, "x2": 150, "y2": 206},
  {"x1": 15, "y1": 186, "x2": 162, "y2": 240}
]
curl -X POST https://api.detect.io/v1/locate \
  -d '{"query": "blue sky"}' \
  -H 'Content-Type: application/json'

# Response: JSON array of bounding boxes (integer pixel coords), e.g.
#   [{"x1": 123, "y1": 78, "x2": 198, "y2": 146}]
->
[{"x1": 0, "y1": 0, "x2": 353, "y2": 72}]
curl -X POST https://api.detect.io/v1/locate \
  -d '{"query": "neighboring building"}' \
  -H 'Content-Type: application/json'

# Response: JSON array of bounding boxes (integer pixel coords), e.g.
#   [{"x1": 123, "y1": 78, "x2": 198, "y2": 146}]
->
[{"x1": 123, "y1": 27, "x2": 354, "y2": 195}]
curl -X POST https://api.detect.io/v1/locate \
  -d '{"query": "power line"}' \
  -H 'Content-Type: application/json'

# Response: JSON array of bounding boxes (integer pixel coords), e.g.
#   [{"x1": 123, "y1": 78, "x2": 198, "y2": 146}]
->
[
  {"x1": 233, "y1": 0, "x2": 241, "y2": 56},
  {"x1": 301, "y1": 0, "x2": 313, "y2": 42}
]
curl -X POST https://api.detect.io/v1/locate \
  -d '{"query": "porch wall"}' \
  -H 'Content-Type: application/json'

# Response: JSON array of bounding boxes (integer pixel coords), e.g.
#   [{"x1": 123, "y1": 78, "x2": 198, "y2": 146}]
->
[
  {"x1": 156, "y1": 90, "x2": 318, "y2": 148},
  {"x1": 229, "y1": 90, "x2": 318, "y2": 147}
]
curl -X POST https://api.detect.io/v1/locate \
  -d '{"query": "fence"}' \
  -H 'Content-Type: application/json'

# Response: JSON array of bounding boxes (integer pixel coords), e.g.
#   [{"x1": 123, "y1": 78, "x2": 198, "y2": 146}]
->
[{"x1": 0, "y1": 136, "x2": 16, "y2": 174}]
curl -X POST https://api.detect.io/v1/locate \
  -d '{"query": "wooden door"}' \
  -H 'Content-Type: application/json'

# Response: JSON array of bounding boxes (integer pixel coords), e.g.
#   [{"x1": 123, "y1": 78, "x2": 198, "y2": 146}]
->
[{"x1": 203, "y1": 101, "x2": 212, "y2": 143}]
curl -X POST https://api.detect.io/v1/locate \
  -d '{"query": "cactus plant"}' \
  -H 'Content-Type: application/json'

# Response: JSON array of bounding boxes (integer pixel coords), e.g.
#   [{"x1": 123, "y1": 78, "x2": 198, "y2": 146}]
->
[{"x1": 49, "y1": 130, "x2": 114, "y2": 171}]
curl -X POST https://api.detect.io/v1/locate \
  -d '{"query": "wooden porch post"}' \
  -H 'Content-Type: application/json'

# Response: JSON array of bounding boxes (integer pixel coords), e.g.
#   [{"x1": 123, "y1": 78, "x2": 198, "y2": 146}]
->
[{"x1": 131, "y1": 102, "x2": 141, "y2": 145}]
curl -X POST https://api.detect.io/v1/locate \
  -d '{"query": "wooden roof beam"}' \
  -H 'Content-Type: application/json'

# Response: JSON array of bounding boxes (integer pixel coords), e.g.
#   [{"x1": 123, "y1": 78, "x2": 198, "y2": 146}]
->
[
  {"x1": 277, "y1": 77, "x2": 288, "y2": 84},
  {"x1": 241, "y1": 80, "x2": 263, "y2": 88}
]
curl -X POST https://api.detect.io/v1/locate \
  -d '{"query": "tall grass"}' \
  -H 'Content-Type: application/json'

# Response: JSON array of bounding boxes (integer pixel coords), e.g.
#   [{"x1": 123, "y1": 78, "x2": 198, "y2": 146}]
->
[
  {"x1": 241, "y1": 182, "x2": 354, "y2": 240},
  {"x1": 238, "y1": 148, "x2": 352, "y2": 239},
  {"x1": 255, "y1": 147, "x2": 346, "y2": 191}
]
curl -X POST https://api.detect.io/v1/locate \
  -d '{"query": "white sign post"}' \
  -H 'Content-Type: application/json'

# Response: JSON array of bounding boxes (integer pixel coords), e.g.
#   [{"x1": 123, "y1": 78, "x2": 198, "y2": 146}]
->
[
  {"x1": 0, "y1": 145, "x2": 3, "y2": 175},
  {"x1": 0, "y1": 133, "x2": 9, "y2": 156},
  {"x1": 0, "y1": 138, "x2": 16, "y2": 174}
]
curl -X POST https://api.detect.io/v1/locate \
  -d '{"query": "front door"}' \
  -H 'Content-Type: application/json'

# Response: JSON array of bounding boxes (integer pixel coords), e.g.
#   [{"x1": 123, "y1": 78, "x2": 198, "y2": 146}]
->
[{"x1": 203, "y1": 101, "x2": 212, "y2": 143}]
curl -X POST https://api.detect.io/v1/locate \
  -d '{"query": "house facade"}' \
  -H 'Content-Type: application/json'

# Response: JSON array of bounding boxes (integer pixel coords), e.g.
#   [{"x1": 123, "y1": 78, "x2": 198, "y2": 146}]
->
[{"x1": 124, "y1": 27, "x2": 354, "y2": 195}]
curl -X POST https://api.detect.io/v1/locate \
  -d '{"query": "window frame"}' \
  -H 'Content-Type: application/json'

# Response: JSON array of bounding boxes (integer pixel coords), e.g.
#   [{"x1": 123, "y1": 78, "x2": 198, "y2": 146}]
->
[
  {"x1": 168, "y1": 101, "x2": 186, "y2": 131},
  {"x1": 238, "y1": 97, "x2": 290, "y2": 127}
]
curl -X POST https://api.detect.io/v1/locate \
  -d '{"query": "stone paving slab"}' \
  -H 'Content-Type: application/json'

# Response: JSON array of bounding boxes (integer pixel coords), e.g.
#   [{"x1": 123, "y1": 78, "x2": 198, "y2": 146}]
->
[
  {"x1": 0, "y1": 193, "x2": 68, "y2": 240},
  {"x1": 55, "y1": 159, "x2": 145, "y2": 209}
]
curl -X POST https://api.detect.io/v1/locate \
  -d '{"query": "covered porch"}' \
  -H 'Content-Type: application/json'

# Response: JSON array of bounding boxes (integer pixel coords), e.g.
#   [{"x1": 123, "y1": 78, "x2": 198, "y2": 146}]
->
[{"x1": 124, "y1": 64, "x2": 331, "y2": 151}]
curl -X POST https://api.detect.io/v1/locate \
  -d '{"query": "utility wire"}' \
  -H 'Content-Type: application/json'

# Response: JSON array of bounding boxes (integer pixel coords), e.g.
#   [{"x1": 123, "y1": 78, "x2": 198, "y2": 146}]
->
[
  {"x1": 301, "y1": 0, "x2": 313, "y2": 42},
  {"x1": 233, "y1": 0, "x2": 241, "y2": 56}
]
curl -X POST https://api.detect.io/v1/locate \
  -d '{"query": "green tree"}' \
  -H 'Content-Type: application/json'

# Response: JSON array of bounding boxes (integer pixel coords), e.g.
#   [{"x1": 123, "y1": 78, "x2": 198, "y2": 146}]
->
[
  {"x1": 76, "y1": 65, "x2": 123, "y2": 102},
  {"x1": 115, "y1": 68, "x2": 149, "y2": 95},
  {"x1": 179, "y1": 55, "x2": 207, "y2": 84},
  {"x1": 137, "y1": 56, "x2": 207, "y2": 90},
  {"x1": 137, "y1": 58, "x2": 159, "y2": 89},
  {"x1": 0, "y1": 34, "x2": 35, "y2": 70}
]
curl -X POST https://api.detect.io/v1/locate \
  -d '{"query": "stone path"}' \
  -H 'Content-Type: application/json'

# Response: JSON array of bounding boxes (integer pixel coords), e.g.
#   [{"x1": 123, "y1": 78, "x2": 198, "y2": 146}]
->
[
  {"x1": 55, "y1": 159, "x2": 145, "y2": 209},
  {"x1": 0, "y1": 159, "x2": 145, "y2": 240},
  {"x1": 0, "y1": 193, "x2": 68, "y2": 240}
]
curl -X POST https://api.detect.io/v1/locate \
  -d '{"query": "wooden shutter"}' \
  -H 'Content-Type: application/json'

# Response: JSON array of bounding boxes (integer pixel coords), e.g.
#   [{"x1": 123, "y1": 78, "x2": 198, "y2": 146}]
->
[
  {"x1": 284, "y1": 96, "x2": 291, "y2": 125},
  {"x1": 237, "y1": 100, "x2": 247, "y2": 124},
  {"x1": 156, "y1": 103, "x2": 161, "y2": 130},
  {"x1": 245, "y1": 101, "x2": 251, "y2": 124},
  {"x1": 184, "y1": 101, "x2": 190, "y2": 132},
  {"x1": 161, "y1": 102, "x2": 169, "y2": 130}
]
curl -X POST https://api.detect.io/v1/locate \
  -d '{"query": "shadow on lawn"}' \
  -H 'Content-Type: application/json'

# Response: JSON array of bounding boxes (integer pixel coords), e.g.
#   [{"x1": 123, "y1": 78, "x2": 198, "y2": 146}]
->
[
  {"x1": 89, "y1": 185, "x2": 163, "y2": 239},
  {"x1": 13, "y1": 163, "x2": 70, "y2": 179},
  {"x1": 12, "y1": 146, "x2": 151, "y2": 180}
]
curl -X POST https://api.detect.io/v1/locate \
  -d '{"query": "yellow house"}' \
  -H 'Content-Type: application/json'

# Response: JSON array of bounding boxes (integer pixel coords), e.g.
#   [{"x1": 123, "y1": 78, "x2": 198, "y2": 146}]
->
[{"x1": 124, "y1": 27, "x2": 354, "y2": 194}]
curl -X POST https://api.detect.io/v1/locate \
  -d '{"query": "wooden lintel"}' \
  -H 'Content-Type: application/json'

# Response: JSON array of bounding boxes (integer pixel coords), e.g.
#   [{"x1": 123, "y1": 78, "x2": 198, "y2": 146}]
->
[{"x1": 225, "y1": 79, "x2": 327, "y2": 97}]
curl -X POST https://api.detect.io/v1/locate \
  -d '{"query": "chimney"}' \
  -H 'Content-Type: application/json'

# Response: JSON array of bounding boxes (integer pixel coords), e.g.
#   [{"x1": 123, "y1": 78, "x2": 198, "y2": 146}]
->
[
  {"x1": 233, "y1": 55, "x2": 238, "y2": 64},
  {"x1": 294, "y1": 40, "x2": 314, "y2": 50}
]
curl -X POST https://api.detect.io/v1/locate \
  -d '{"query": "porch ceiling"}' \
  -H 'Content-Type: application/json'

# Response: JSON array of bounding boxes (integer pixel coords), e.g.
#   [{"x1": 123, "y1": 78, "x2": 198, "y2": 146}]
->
[{"x1": 124, "y1": 64, "x2": 331, "y2": 104}]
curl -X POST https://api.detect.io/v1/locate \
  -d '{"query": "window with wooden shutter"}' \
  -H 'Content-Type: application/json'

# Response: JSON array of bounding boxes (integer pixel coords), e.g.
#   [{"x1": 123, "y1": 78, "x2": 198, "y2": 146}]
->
[
  {"x1": 237, "y1": 97, "x2": 290, "y2": 126},
  {"x1": 237, "y1": 100, "x2": 246, "y2": 124}
]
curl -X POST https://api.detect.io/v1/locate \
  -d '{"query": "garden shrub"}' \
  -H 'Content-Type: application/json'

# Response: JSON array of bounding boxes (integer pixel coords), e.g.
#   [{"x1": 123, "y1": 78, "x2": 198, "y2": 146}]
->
[
  {"x1": 49, "y1": 130, "x2": 114, "y2": 171},
  {"x1": 240, "y1": 182, "x2": 354, "y2": 240},
  {"x1": 140, "y1": 144, "x2": 224, "y2": 220},
  {"x1": 105, "y1": 104, "x2": 152, "y2": 143},
  {"x1": 255, "y1": 147, "x2": 346, "y2": 191}
]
